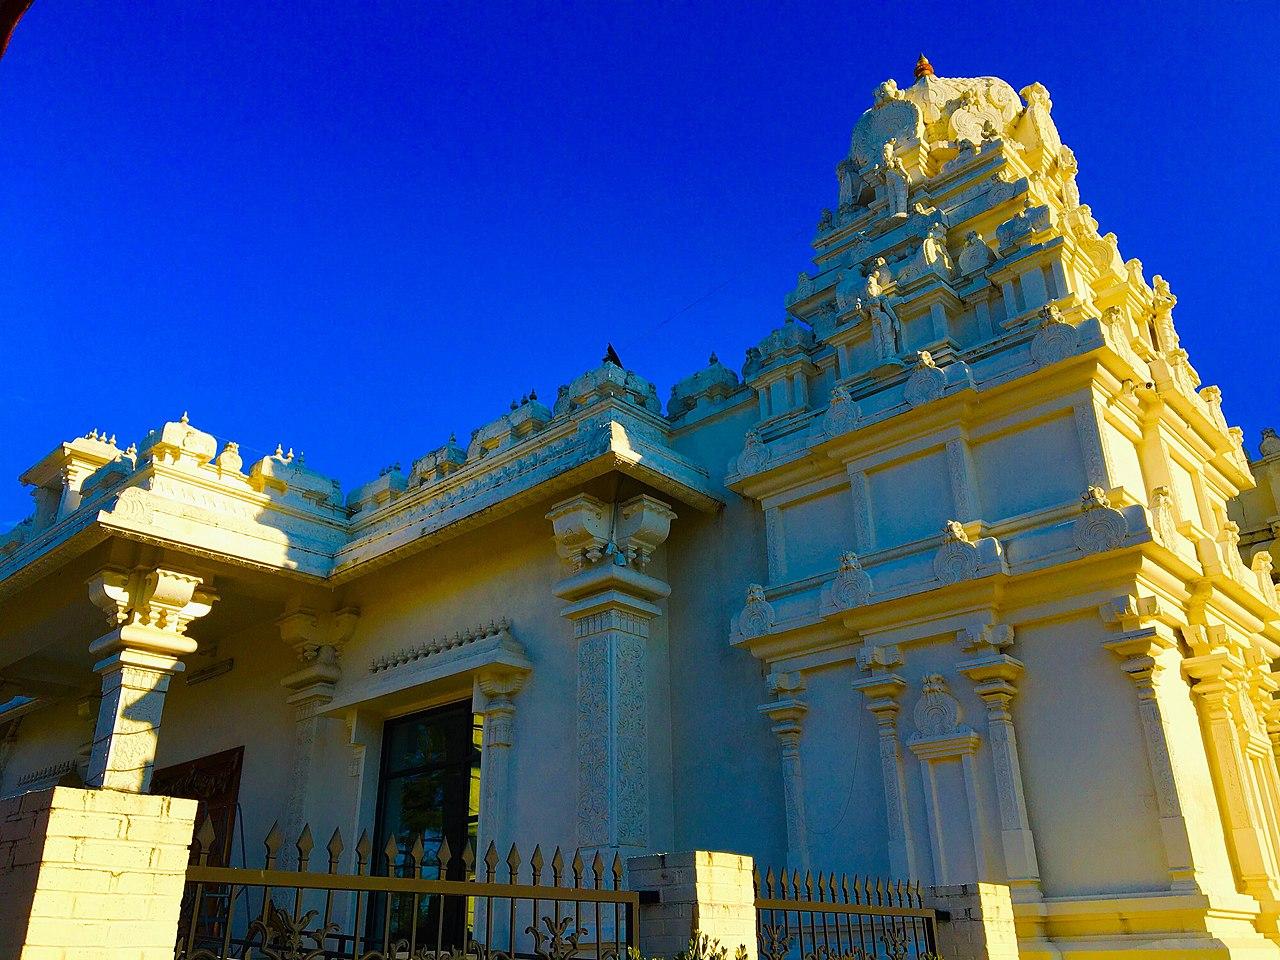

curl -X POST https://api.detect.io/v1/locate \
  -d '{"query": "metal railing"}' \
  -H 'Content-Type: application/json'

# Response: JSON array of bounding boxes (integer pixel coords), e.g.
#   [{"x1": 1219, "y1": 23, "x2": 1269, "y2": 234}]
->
[
  {"x1": 754, "y1": 867, "x2": 939, "y2": 960},
  {"x1": 176, "y1": 817, "x2": 638, "y2": 960}
]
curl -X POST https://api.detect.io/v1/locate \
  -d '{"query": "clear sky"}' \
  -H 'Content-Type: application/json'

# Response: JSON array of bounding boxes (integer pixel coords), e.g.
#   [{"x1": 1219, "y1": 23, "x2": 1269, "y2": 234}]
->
[{"x1": 2, "y1": 1, "x2": 1278, "y2": 528}]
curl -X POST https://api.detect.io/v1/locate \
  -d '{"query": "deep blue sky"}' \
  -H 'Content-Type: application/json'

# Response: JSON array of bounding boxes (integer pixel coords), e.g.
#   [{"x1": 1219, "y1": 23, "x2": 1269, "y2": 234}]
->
[{"x1": 2, "y1": 2, "x2": 1278, "y2": 527}]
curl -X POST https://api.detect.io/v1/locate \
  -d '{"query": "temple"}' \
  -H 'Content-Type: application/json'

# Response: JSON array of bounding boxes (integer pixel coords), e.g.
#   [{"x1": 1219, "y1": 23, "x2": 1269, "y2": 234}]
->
[{"x1": 2, "y1": 59, "x2": 1279, "y2": 959}]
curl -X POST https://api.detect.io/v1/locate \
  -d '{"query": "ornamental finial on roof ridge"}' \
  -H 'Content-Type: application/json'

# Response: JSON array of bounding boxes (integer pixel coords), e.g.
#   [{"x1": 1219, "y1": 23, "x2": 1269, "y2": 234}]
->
[{"x1": 914, "y1": 54, "x2": 934, "y2": 80}]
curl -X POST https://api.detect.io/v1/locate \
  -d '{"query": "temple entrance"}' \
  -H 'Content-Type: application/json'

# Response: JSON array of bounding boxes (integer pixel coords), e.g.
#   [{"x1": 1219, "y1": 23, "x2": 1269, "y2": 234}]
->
[{"x1": 371, "y1": 701, "x2": 482, "y2": 945}]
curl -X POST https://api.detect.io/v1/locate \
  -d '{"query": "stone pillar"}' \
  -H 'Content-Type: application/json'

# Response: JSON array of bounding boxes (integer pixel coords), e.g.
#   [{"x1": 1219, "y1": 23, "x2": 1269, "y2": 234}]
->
[
  {"x1": 758, "y1": 672, "x2": 809, "y2": 872},
  {"x1": 957, "y1": 626, "x2": 1043, "y2": 900},
  {"x1": 84, "y1": 566, "x2": 216, "y2": 793},
  {"x1": 0, "y1": 785, "x2": 197, "y2": 959},
  {"x1": 548, "y1": 492, "x2": 675, "y2": 856},
  {"x1": 926, "y1": 882, "x2": 1020, "y2": 960},
  {"x1": 475, "y1": 665, "x2": 529, "y2": 861},
  {"x1": 627, "y1": 850, "x2": 758, "y2": 960},
  {"x1": 278, "y1": 603, "x2": 359, "y2": 859},
  {"x1": 851, "y1": 645, "x2": 918, "y2": 878}
]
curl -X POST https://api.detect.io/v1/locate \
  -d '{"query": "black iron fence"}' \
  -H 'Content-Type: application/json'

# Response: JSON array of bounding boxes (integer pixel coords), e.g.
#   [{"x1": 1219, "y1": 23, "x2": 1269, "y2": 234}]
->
[
  {"x1": 175, "y1": 817, "x2": 638, "y2": 960},
  {"x1": 754, "y1": 867, "x2": 939, "y2": 960}
]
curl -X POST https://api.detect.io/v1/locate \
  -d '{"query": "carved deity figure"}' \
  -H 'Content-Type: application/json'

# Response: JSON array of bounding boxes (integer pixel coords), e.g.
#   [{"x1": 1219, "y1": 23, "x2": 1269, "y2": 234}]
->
[
  {"x1": 1151, "y1": 275, "x2": 1180, "y2": 352},
  {"x1": 837, "y1": 157, "x2": 856, "y2": 209},
  {"x1": 879, "y1": 139, "x2": 910, "y2": 217},
  {"x1": 854, "y1": 262, "x2": 902, "y2": 361},
  {"x1": 1058, "y1": 146, "x2": 1081, "y2": 210},
  {"x1": 921, "y1": 221, "x2": 952, "y2": 272}
]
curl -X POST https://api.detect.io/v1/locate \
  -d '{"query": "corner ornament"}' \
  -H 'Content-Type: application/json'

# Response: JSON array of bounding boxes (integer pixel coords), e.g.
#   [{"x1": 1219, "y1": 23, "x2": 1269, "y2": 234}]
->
[
  {"x1": 735, "y1": 429, "x2": 771, "y2": 476},
  {"x1": 932, "y1": 520, "x2": 979, "y2": 584},
  {"x1": 1028, "y1": 303, "x2": 1079, "y2": 368},
  {"x1": 822, "y1": 384, "x2": 861, "y2": 438},
  {"x1": 1072, "y1": 487, "x2": 1128, "y2": 553},
  {"x1": 903, "y1": 351, "x2": 946, "y2": 408},
  {"x1": 735, "y1": 583, "x2": 776, "y2": 640},
  {"x1": 821, "y1": 551, "x2": 874, "y2": 612}
]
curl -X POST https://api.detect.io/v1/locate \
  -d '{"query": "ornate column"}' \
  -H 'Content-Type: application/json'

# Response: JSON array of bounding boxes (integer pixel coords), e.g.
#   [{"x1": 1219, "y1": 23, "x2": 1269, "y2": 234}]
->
[
  {"x1": 548, "y1": 492, "x2": 675, "y2": 855},
  {"x1": 278, "y1": 603, "x2": 359, "y2": 858},
  {"x1": 85, "y1": 565, "x2": 216, "y2": 792},
  {"x1": 1099, "y1": 596, "x2": 1201, "y2": 891},
  {"x1": 957, "y1": 625, "x2": 1043, "y2": 900},
  {"x1": 475, "y1": 665, "x2": 530, "y2": 860},
  {"x1": 851, "y1": 644, "x2": 918, "y2": 878},
  {"x1": 758, "y1": 671, "x2": 809, "y2": 871},
  {"x1": 1181, "y1": 622, "x2": 1280, "y2": 922}
]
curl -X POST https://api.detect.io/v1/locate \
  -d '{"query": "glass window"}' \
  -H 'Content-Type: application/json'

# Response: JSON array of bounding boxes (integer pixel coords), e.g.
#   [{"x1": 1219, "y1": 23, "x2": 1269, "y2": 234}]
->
[{"x1": 371, "y1": 701, "x2": 482, "y2": 946}]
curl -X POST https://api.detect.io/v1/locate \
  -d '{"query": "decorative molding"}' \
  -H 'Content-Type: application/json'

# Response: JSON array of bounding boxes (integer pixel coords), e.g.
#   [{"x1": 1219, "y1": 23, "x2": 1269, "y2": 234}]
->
[{"x1": 370, "y1": 618, "x2": 513, "y2": 674}]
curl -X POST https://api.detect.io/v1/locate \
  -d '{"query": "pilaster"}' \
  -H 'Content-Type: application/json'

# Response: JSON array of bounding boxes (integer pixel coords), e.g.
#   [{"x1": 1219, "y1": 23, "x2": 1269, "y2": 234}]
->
[
  {"x1": 1182, "y1": 622, "x2": 1280, "y2": 927},
  {"x1": 277, "y1": 603, "x2": 359, "y2": 860},
  {"x1": 1099, "y1": 595, "x2": 1202, "y2": 892},
  {"x1": 549, "y1": 492, "x2": 676, "y2": 856},
  {"x1": 851, "y1": 644, "x2": 917, "y2": 878},
  {"x1": 474, "y1": 665, "x2": 530, "y2": 862},
  {"x1": 758, "y1": 671, "x2": 809, "y2": 871},
  {"x1": 956, "y1": 625, "x2": 1043, "y2": 901},
  {"x1": 84, "y1": 565, "x2": 216, "y2": 793}
]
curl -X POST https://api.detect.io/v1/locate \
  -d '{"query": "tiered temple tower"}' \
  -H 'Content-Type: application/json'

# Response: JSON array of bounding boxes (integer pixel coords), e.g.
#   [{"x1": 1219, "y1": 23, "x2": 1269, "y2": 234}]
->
[{"x1": 712, "y1": 56, "x2": 1280, "y2": 957}]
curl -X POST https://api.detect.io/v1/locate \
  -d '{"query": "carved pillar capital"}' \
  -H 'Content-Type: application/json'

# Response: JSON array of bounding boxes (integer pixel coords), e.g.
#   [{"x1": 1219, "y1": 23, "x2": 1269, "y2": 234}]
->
[
  {"x1": 759, "y1": 671, "x2": 807, "y2": 749},
  {"x1": 278, "y1": 604, "x2": 360, "y2": 709},
  {"x1": 84, "y1": 564, "x2": 216, "y2": 793}
]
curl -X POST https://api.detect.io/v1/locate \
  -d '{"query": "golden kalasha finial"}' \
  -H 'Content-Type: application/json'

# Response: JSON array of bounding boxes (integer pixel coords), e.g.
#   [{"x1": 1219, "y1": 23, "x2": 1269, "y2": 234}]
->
[{"x1": 914, "y1": 53, "x2": 934, "y2": 80}]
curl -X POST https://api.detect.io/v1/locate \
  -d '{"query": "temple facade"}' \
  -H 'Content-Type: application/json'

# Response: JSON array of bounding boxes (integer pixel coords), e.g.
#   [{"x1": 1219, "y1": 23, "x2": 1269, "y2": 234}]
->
[{"x1": 2, "y1": 59, "x2": 1279, "y2": 958}]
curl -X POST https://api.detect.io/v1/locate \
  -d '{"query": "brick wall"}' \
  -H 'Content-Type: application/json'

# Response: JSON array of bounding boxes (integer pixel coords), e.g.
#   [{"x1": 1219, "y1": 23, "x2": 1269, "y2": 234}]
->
[
  {"x1": 628, "y1": 850, "x2": 758, "y2": 960},
  {"x1": 0, "y1": 785, "x2": 197, "y2": 960},
  {"x1": 927, "y1": 882, "x2": 1020, "y2": 960}
]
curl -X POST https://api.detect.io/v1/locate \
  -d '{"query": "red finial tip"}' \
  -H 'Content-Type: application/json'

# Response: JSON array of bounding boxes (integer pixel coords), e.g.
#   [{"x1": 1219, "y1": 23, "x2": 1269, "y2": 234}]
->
[{"x1": 914, "y1": 54, "x2": 934, "y2": 80}]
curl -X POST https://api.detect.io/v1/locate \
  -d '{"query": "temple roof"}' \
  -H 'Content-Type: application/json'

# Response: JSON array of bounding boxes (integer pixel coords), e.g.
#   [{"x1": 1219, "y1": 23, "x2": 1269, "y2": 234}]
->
[{"x1": 850, "y1": 63, "x2": 1050, "y2": 170}]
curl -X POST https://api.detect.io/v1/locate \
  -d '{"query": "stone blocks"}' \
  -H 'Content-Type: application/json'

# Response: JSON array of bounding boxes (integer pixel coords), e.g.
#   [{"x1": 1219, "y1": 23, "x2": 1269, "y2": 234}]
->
[
  {"x1": 0, "y1": 785, "x2": 198, "y2": 960},
  {"x1": 628, "y1": 850, "x2": 758, "y2": 960},
  {"x1": 927, "y1": 882, "x2": 1019, "y2": 960}
]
